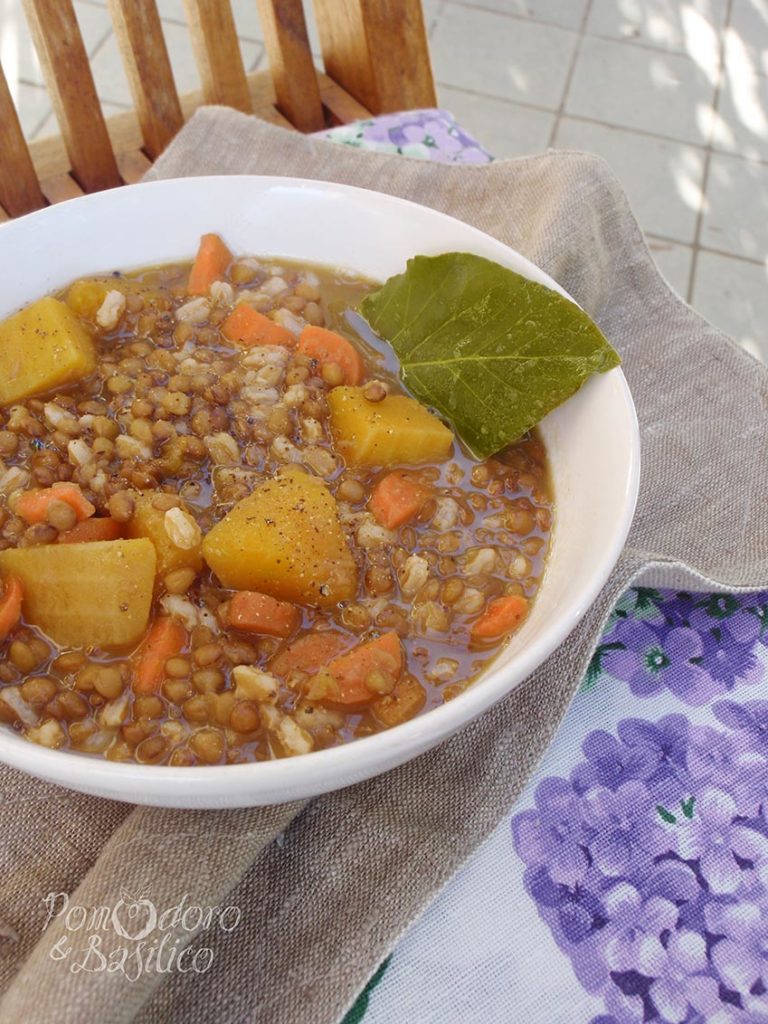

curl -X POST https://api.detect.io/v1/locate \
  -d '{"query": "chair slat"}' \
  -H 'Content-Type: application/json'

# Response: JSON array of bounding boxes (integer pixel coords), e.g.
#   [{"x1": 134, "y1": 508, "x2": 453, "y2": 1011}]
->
[
  {"x1": 182, "y1": 0, "x2": 252, "y2": 112},
  {"x1": 40, "y1": 173, "x2": 86, "y2": 207},
  {"x1": 116, "y1": 150, "x2": 154, "y2": 185},
  {"x1": 24, "y1": 70, "x2": 294, "y2": 192},
  {"x1": 22, "y1": 0, "x2": 121, "y2": 192},
  {"x1": 107, "y1": 0, "x2": 184, "y2": 159},
  {"x1": 317, "y1": 73, "x2": 371, "y2": 126},
  {"x1": 255, "y1": 0, "x2": 324, "y2": 132},
  {"x1": 312, "y1": 0, "x2": 436, "y2": 114},
  {"x1": 0, "y1": 63, "x2": 45, "y2": 216}
]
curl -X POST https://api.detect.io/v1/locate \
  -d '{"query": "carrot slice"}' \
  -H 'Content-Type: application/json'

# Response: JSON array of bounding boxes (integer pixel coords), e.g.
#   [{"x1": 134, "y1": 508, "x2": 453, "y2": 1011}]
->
[
  {"x1": 470, "y1": 595, "x2": 529, "y2": 641},
  {"x1": 371, "y1": 674, "x2": 427, "y2": 728},
  {"x1": 133, "y1": 617, "x2": 187, "y2": 694},
  {"x1": 16, "y1": 482, "x2": 95, "y2": 525},
  {"x1": 270, "y1": 631, "x2": 350, "y2": 677},
  {"x1": 297, "y1": 325, "x2": 364, "y2": 385},
  {"x1": 369, "y1": 472, "x2": 431, "y2": 530},
  {"x1": 324, "y1": 631, "x2": 403, "y2": 706},
  {"x1": 58, "y1": 517, "x2": 124, "y2": 544},
  {"x1": 227, "y1": 591, "x2": 300, "y2": 638},
  {"x1": 187, "y1": 233, "x2": 232, "y2": 296},
  {"x1": 221, "y1": 304, "x2": 296, "y2": 348},
  {"x1": 0, "y1": 576, "x2": 23, "y2": 642}
]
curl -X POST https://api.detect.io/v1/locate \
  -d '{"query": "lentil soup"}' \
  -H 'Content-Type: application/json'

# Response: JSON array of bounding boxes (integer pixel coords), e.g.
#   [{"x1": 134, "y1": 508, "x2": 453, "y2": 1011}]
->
[{"x1": 0, "y1": 235, "x2": 552, "y2": 765}]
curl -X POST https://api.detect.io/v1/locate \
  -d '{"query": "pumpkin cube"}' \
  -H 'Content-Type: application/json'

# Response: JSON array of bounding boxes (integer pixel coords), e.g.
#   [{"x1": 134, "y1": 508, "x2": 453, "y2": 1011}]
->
[
  {"x1": 202, "y1": 466, "x2": 357, "y2": 608},
  {"x1": 66, "y1": 279, "x2": 113, "y2": 320},
  {"x1": 0, "y1": 297, "x2": 96, "y2": 406},
  {"x1": 126, "y1": 496, "x2": 203, "y2": 576},
  {"x1": 0, "y1": 538, "x2": 156, "y2": 648},
  {"x1": 328, "y1": 386, "x2": 453, "y2": 467}
]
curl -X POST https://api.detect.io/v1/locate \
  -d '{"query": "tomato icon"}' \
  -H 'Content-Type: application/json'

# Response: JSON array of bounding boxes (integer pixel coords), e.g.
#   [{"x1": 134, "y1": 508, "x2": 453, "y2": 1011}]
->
[{"x1": 111, "y1": 887, "x2": 157, "y2": 941}]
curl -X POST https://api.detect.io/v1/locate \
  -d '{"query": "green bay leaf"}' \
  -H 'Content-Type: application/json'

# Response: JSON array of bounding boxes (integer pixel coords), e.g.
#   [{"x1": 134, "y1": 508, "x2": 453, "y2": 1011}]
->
[{"x1": 359, "y1": 252, "x2": 621, "y2": 459}]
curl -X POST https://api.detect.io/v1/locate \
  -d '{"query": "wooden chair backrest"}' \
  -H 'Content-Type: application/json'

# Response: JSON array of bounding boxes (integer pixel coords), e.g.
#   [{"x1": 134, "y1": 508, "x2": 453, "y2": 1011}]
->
[{"x1": 0, "y1": 0, "x2": 436, "y2": 220}]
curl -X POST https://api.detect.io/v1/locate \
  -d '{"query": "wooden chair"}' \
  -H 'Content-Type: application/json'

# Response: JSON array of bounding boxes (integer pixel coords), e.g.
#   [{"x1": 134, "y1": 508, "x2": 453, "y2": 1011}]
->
[{"x1": 0, "y1": 0, "x2": 437, "y2": 220}]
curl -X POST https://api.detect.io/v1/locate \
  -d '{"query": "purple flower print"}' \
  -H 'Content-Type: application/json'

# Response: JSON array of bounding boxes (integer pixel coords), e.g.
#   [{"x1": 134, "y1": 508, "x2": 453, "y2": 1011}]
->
[
  {"x1": 698, "y1": 632, "x2": 761, "y2": 692},
  {"x1": 706, "y1": 900, "x2": 768, "y2": 995},
  {"x1": 740, "y1": 992, "x2": 768, "y2": 1019},
  {"x1": 686, "y1": 724, "x2": 751, "y2": 787},
  {"x1": 322, "y1": 109, "x2": 493, "y2": 165},
  {"x1": 400, "y1": 119, "x2": 463, "y2": 156},
  {"x1": 523, "y1": 865, "x2": 608, "y2": 948},
  {"x1": 640, "y1": 858, "x2": 702, "y2": 904},
  {"x1": 618, "y1": 716, "x2": 690, "y2": 772},
  {"x1": 571, "y1": 729, "x2": 657, "y2": 794},
  {"x1": 672, "y1": 789, "x2": 768, "y2": 894},
  {"x1": 603, "y1": 987, "x2": 645, "y2": 1024},
  {"x1": 581, "y1": 781, "x2": 670, "y2": 878},
  {"x1": 713, "y1": 701, "x2": 768, "y2": 757},
  {"x1": 703, "y1": 1004, "x2": 768, "y2": 1024},
  {"x1": 690, "y1": 594, "x2": 764, "y2": 646},
  {"x1": 648, "y1": 930, "x2": 720, "y2": 1022},
  {"x1": 599, "y1": 882, "x2": 678, "y2": 974},
  {"x1": 739, "y1": 771, "x2": 768, "y2": 827},
  {"x1": 616, "y1": 716, "x2": 691, "y2": 803},
  {"x1": 602, "y1": 621, "x2": 715, "y2": 706},
  {"x1": 512, "y1": 777, "x2": 590, "y2": 885},
  {"x1": 509, "y1": 585, "x2": 768, "y2": 1024},
  {"x1": 660, "y1": 590, "x2": 699, "y2": 629},
  {"x1": 754, "y1": 603, "x2": 768, "y2": 650},
  {"x1": 730, "y1": 825, "x2": 768, "y2": 890}
]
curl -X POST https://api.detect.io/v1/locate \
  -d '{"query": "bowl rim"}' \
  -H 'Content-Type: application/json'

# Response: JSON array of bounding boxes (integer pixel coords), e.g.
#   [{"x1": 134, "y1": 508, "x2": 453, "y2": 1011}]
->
[{"x1": 0, "y1": 174, "x2": 641, "y2": 800}]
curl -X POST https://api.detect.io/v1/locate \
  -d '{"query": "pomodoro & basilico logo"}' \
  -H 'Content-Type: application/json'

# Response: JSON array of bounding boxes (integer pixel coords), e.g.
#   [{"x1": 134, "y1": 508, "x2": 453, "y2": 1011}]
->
[{"x1": 42, "y1": 885, "x2": 241, "y2": 980}]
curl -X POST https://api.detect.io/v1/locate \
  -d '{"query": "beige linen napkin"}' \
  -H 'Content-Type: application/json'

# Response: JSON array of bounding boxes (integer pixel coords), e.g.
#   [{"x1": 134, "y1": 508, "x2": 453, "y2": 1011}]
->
[{"x1": 1, "y1": 108, "x2": 767, "y2": 1024}]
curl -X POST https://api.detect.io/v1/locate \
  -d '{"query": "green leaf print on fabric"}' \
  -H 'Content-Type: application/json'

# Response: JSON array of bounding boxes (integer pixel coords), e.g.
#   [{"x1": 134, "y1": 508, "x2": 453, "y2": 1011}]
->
[{"x1": 341, "y1": 956, "x2": 392, "y2": 1024}]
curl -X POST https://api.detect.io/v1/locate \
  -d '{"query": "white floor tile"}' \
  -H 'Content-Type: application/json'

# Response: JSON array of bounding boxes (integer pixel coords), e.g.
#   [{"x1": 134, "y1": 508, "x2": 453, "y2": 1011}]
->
[
  {"x1": 437, "y1": 85, "x2": 555, "y2": 157},
  {"x1": 554, "y1": 117, "x2": 706, "y2": 243},
  {"x1": 423, "y1": 0, "x2": 444, "y2": 38},
  {"x1": 565, "y1": 35, "x2": 718, "y2": 145},
  {"x1": 726, "y1": 0, "x2": 768, "y2": 79},
  {"x1": 155, "y1": 0, "x2": 322, "y2": 49},
  {"x1": 7, "y1": 80, "x2": 50, "y2": 137},
  {"x1": 587, "y1": 0, "x2": 727, "y2": 59},
  {"x1": 691, "y1": 250, "x2": 768, "y2": 362},
  {"x1": 712, "y1": 28, "x2": 768, "y2": 161},
  {"x1": 644, "y1": 235, "x2": 694, "y2": 296},
  {"x1": 700, "y1": 151, "x2": 768, "y2": 261},
  {"x1": 74, "y1": 0, "x2": 113, "y2": 51},
  {"x1": 443, "y1": 0, "x2": 588, "y2": 31},
  {"x1": 154, "y1": 0, "x2": 185, "y2": 21},
  {"x1": 1, "y1": 0, "x2": 111, "y2": 88},
  {"x1": 431, "y1": 3, "x2": 577, "y2": 109},
  {"x1": 90, "y1": 20, "x2": 261, "y2": 106}
]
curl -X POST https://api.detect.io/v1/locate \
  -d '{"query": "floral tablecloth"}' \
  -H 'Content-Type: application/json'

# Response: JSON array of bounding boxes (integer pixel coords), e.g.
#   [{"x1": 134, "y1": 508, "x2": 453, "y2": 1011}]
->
[{"x1": 321, "y1": 111, "x2": 768, "y2": 1024}]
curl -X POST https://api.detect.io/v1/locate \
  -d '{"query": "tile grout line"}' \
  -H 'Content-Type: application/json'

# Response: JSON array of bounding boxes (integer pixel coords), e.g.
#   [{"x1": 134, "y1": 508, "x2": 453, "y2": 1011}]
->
[
  {"x1": 685, "y1": 0, "x2": 735, "y2": 304},
  {"x1": 434, "y1": 82, "x2": 768, "y2": 167},
  {"x1": 697, "y1": 244, "x2": 767, "y2": 268},
  {"x1": 646, "y1": 230, "x2": 767, "y2": 270},
  {"x1": 427, "y1": 0, "x2": 446, "y2": 40},
  {"x1": 440, "y1": 0, "x2": 738, "y2": 68},
  {"x1": 435, "y1": 80, "x2": 559, "y2": 117},
  {"x1": 549, "y1": 0, "x2": 596, "y2": 149}
]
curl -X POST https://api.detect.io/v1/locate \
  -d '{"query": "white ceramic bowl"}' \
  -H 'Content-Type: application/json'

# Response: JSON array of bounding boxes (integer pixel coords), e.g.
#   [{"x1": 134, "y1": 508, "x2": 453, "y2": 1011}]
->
[{"x1": 0, "y1": 176, "x2": 640, "y2": 807}]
